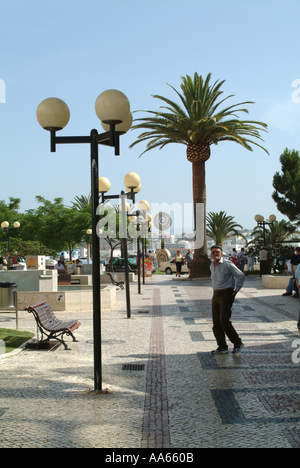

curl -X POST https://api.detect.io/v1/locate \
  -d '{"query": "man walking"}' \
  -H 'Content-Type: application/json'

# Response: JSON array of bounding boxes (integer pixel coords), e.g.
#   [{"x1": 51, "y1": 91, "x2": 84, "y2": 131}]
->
[
  {"x1": 237, "y1": 248, "x2": 245, "y2": 271},
  {"x1": 259, "y1": 246, "x2": 269, "y2": 276},
  {"x1": 185, "y1": 249, "x2": 193, "y2": 277},
  {"x1": 210, "y1": 245, "x2": 245, "y2": 354}
]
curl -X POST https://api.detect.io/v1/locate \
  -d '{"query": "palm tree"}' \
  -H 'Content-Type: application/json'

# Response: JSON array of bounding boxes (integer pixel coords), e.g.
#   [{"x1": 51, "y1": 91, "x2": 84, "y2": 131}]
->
[
  {"x1": 249, "y1": 219, "x2": 300, "y2": 250},
  {"x1": 206, "y1": 211, "x2": 246, "y2": 249},
  {"x1": 130, "y1": 72, "x2": 268, "y2": 277},
  {"x1": 71, "y1": 194, "x2": 91, "y2": 210}
]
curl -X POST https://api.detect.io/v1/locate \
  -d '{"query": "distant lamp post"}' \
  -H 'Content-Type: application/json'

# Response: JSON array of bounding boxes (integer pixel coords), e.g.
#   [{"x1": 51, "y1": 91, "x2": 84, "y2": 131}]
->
[
  {"x1": 98, "y1": 172, "x2": 141, "y2": 318},
  {"x1": 1, "y1": 221, "x2": 20, "y2": 253},
  {"x1": 37, "y1": 89, "x2": 132, "y2": 393},
  {"x1": 128, "y1": 212, "x2": 142, "y2": 294},
  {"x1": 138, "y1": 200, "x2": 151, "y2": 284},
  {"x1": 254, "y1": 214, "x2": 276, "y2": 246},
  {"x1": 86, "y1": 229, "x2": 92, "y2": 264}
]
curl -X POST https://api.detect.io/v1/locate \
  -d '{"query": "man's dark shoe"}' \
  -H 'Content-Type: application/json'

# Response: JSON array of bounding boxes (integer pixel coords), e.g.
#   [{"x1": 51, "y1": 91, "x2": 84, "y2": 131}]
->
[
  {"x1": 232, "y1": 342, "x2": 244, "y2": 354},
  {"x1": 211, "y1": 347, "x2": 228, "y2": 355}
]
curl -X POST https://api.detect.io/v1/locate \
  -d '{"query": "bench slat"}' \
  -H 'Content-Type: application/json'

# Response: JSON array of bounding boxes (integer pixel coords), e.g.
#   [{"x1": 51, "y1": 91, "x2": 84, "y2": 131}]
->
[
  {"x1": 45, "y1": 321, "x2": 79, "y2": 332},
  {"x1": 41, "y1": 320, "x2": 63, "y2": 330},
  {"x1": 33, "y1": 303, "x2": 52, "y2": 313},
  {"x1": 34, "y1": 311, "x2": 55, "y2": 321},
  {"x1": 25, "y1": 301, "x2": 47, "y2": 310},
  {"x1": 36, "y1": 307, "x2": 54, "y2": 316},
  {"x1": 41, "y1": 317, "x2": 64, "y2": 327},
  {"x1": 36, "y1": 315, "x2": 58, "y2": 325},
  {"x1": 69, "y1": 322, "x2": 81, "y2": 333}
]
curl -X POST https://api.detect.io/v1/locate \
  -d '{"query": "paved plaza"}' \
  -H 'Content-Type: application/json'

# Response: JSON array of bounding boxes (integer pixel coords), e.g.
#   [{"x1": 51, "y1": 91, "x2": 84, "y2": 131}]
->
[{"x1": 1, "y1": 275, "x2": 300, "y2": 448}]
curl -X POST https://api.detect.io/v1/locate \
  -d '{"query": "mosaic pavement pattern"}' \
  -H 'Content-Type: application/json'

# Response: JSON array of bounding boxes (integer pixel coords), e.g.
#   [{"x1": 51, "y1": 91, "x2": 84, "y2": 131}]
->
[{"x1": 0, "y1": 275, "x2": 300, "y2": 448}]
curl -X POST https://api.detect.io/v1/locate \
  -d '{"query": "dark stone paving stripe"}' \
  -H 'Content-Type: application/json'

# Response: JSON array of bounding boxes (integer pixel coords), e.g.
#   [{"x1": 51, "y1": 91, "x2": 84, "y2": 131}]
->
[{"x1": 141, "y1": 288, "x2": 171, "y2": 448}]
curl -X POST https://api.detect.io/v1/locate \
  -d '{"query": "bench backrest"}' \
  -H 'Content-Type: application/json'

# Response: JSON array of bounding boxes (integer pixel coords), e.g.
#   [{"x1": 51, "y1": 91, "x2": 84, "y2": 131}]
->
[
  {"x1": 26, "y1": 301, "x2": 56, "y2": 327},
  {"x1": 107, "y1": 272, "x2": 124, "y2": 283}
]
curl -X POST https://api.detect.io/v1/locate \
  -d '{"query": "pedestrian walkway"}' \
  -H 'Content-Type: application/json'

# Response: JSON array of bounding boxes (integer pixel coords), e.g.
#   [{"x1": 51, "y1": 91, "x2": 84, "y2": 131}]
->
[{"x1": 0, "y1": 275, "x2": 300, "y2": 448}]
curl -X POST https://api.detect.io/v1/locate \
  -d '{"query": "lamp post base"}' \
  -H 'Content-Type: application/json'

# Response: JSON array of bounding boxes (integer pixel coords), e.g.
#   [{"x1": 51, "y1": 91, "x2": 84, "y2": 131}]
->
[{"x1": 83, "y1": 388, "x2": 112, "y2": 396}]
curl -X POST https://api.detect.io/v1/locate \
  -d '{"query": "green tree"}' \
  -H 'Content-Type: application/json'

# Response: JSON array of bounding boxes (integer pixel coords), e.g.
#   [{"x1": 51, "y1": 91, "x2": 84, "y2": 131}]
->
[
  {"x1": 0, "y1": 239, "x2": 52, "y2": 257},
  {"x1": 272, "y1": 148, "x2": 300, "y2": 224},
  {"x1": 130, "y1": 72, "x2": 268, "y2": 277},
  {"x1": 98, "y1": 203, "x2": 135, "y2": 271},
  {"x1": 248, "y1": 219, "x2": 299, "y2": 251},
  {"x1": 206, "y1": 211, "x2": 246, "y2": 249},
  {"x1": 22, "y1": 196, "x2": 91, "y2": 260},
  {"x1": 0, "y1": 198, "x2": 22, "y2": 252},
  {"x1": 70, "y1": 194, "x2": 91, "y2": 210}
]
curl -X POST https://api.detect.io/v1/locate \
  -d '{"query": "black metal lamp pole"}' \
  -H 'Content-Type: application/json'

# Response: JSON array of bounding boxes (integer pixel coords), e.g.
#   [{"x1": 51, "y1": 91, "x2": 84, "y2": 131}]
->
[
  {"x1": 128, "y1": 210, "x2": 141, "y2": 294},
  {"x1": 4, "y1": 228, "x2": 12, "y2": 254},
  {"x1": 135, "y1": 213, "x2": 141, "y2": 295},
  {"x1": 137, "y1": 221, "x2": 141, "y2": 294},
  {"x1": 90, "y1": 129, "x2": 102, "y2": 390},
  {"x1": 140, "y1": 215, "x2": 150, "y2": 285},
  {"x1": 255, "y1": 215, "x2": 276, "y2": 247},
  {"x1": 37, "y1": 92, "x2": 132, "y2": 393},
  {"x1": 1, "y1": 222, "x2": 20, "y2": 255},
  {"x1": 51, "y1": 128, "x2": 121, "y2": 392},
  {"x1": 142, "y1": 225, "x2": 145, "y2": 285},
  {"x1": 120, "y1": 191, "x2": 131, "y2": 319},
  {"x1": 100, "y1": 188, "x2": 137, "y2": 318}
]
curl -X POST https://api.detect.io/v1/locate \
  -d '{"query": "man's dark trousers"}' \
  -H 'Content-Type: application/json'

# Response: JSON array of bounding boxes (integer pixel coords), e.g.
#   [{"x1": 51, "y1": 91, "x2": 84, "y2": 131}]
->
[
  {"x1": 260, "y1": 260, "x2": 268, "y2": 276},
  {"x1": 212, "y1": 288, "x2": 242, "y2": 350}
]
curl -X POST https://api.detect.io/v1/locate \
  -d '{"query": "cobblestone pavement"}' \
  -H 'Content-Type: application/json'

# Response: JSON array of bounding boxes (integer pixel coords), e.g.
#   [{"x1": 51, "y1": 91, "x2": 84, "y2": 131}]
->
[{"x1": 0, "y1": 275, "x2": 300, "y2": 448}]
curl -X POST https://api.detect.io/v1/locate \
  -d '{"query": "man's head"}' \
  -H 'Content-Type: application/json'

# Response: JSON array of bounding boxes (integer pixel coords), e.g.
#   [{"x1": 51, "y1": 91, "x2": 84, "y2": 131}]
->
[
  {"x1": 211, "y1": 245, "x2": 223, "y2": 262},
  {"x1": 296, "y1": 247, "x2": 300, "y2": 255}
]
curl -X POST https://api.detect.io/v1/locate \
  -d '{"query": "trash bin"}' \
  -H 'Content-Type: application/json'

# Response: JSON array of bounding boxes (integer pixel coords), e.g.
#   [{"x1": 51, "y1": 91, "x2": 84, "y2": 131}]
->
[
  {"x1": 0, "y1": 282, "x2": 17, "y2": 307},
  {"x1": 75, "y1": 266, "x2": 82, "y2": 275}
]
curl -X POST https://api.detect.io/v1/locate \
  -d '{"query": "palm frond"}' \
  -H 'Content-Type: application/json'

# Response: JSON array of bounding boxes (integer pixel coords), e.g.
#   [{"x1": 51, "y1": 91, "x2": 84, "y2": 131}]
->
[
  {"x1": 130, "y1": 72, "x2": 268, "y2": 156},
  {"x1": 206, "y1": 211, "x2": 246, "y2": 247}
]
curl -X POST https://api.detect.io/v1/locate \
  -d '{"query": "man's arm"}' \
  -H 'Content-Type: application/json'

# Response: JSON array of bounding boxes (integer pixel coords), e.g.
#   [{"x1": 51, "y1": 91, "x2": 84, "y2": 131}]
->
[{"x1": 226, "y1": 261, "x2": 245, "y2": 295}]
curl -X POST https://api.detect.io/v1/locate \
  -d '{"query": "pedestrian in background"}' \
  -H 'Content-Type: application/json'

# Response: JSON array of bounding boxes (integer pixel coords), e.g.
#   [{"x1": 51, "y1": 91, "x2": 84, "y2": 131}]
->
[
  {"x1": 185, "y1": 249, "x2": 193, "y2": 277},
  {"x1": 246, "y1": 252, "x2": 254, "y2": 272},
  {"x1": 175, "y1": 250, "x2": 184, "y2": 277},
  {"x1": 238, "y1": 248, "x2": 245, "y2": 272},
  {"x1": 290, "y1": 247, "x2": 300, "y2": 299},
  {"x1": 259, "y1": 247, "x2": 269, "y2": 276}
]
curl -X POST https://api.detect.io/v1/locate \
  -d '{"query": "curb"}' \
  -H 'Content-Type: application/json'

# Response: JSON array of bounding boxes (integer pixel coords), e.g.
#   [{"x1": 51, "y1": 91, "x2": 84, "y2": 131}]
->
[{"x1": 0, "y1": 337, "x2": 36, "y2": 361}]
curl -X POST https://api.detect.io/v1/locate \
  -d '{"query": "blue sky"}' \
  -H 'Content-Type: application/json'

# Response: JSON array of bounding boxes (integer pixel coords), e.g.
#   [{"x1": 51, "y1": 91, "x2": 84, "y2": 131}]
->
[{"x1": 1, "y1": 0, "x2": 300, "y2": 231}]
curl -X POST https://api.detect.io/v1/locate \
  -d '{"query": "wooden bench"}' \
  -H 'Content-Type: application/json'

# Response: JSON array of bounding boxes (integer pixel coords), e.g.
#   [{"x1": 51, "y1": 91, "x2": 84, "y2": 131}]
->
[
  {"x1": 25, "y1": 301, "x2": 81, "y2": 350},
  {"x1": 107, "y1": 272, "x2": 125, "y2": 290}
]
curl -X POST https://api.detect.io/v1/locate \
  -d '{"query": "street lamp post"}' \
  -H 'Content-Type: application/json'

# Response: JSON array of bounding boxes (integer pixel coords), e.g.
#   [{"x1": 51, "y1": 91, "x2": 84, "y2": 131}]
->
[
  {"x1": 99, "y1": 173, "x2": 141, "y2": 318},
  {"x1": 1, "y1": 221, "x2": 20, "y2": 254},
  {"x1": 138, "y1": 201, "x2": 150, "y2": 285},
  {"x1": 86, "y1": 229, "x2": 92, "y2": 264},
  {"x1": 254, "y1": 214, "x2": 276, "y2": 246},
  {"x1": 37, "y1": 90, "x2": 132, "y2": 392},
  {"x1": 128, "y1": 208, "x2": 152, "y2": 290}
]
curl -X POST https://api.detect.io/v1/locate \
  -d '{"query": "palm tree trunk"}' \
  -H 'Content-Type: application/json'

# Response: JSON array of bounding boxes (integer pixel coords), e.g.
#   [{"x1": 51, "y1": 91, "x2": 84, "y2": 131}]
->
[{"x1": 189, "y1": 160, "x2": 211, "y2": 278}]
